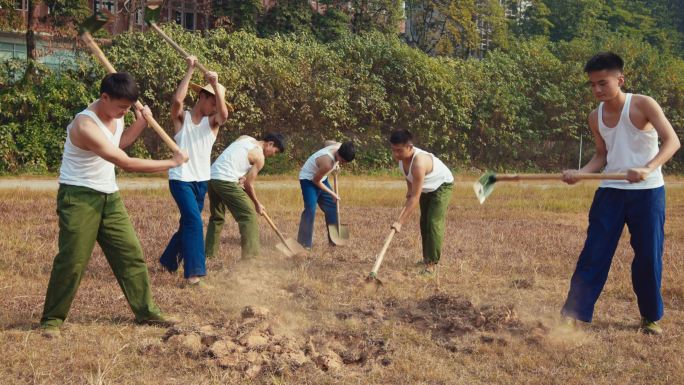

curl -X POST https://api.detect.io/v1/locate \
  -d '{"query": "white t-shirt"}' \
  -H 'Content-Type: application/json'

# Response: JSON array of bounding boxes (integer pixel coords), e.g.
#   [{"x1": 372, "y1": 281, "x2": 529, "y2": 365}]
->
[
  {"x1": 299, "y1": 145, "x2": 338, "y2": 181},
  {"x1": 168, "y1": 111, "x2": 216, "y2": 182},
  {"x1": 398, "y1": 147, "x2": 454, "y2": 193},
  {"x1": 210, "y1": 136, "x2": 259, "y2": 182},
  {"x1": 598, "y1": 93, "x2": 664, "y2": 189},
  {"x1": 58, "y1": 105, "x2": 123, "y2": 193}
]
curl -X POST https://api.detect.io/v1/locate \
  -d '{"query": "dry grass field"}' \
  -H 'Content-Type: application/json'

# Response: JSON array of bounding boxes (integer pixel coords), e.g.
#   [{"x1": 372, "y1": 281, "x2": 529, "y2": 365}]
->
[{"x1": 1, "y1": 175, "x2": 683, "y2": 385}]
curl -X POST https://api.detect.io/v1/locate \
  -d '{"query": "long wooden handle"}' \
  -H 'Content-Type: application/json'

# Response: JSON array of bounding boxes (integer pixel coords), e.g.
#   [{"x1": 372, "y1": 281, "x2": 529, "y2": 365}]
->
[
  {"x1": 369, "y1": 207, "x2": 407, "y2": 275},
  {"x1": 495, "y1": 173, "x2": 627, "y2": 181},
  {"x1": 149, "y1": 23, "x2": 210, "y2": 74},
  {"x1": 333, "y1": 173, "x2": 341, "y2": 228},
  {"x1": 370, "y1": 229, "x2": 396, "y2": 275},
  {"x1": 80, "y1": 32, "x2": 181, "y2": 153},
  {"x1": 262, "y1": 212, "x2": 288, "y2": 244}
]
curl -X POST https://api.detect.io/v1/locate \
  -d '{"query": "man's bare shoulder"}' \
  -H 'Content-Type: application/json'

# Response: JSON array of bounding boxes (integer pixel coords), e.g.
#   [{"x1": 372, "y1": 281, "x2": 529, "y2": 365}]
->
[
  {"x1": 631, "y1": 94, "x2": 659, "y2": 110},
  {"x1": 587, "y1": 108, "x2": 599, "y2": 128},
  {"x1": 411, "y1": 152, "x2": 432, "y2": 173},
  {"x1": 70, "y1": 114, "x2": 102, "y2": 143},
  {"x1": 248, "y1": 146, "x2": 265, "y2": 163}
]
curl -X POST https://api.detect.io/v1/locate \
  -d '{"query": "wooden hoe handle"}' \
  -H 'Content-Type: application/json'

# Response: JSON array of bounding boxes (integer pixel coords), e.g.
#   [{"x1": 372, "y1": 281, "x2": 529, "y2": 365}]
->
[
  {"x1": 149, "y1": 23, "x2": 210, "y2": 74},
  {"x1": 495, "y1": 173, "x2": 627, "y2": 181},
  {"x1": 262, "y1": 212, "x2": 288, "y2": 244},
  {"x1": 80, "y1": 32, "x2": 181, "y2": 153}
]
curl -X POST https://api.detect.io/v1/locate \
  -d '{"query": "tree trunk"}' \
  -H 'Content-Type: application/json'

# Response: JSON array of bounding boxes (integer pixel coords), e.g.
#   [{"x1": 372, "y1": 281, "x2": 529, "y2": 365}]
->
[
  {"x1": 26, "y1": 0, "x2": 37, "y2": 61},
  {"x1": 25, "y1": 0, "x2": 38, "y2": 82},
  {"x1": 129, "y1": 0, "x2": 136, "y2": 32}
]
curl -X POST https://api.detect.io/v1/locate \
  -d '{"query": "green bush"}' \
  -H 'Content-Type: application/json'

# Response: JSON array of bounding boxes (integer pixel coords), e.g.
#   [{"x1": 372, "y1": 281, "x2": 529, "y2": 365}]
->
[{"x1": 1, "y1": 26, "x2": 682, "y2": 174}]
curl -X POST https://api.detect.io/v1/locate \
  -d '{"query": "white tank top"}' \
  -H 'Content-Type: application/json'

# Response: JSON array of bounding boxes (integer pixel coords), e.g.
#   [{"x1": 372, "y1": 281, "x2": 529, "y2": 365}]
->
[
  {"x1": 210, "y1": 136, "x2": 258, "y2": 182},
  {"x1": 298, "y1": 145, "x2": 338, "y2": 181},
  {"x1": 398, "y1": 147, "x2": 454, "y2": 193},
  {"x1": 58, "y1": 106, "x2": 123, "y2": 194},
  {"x1": 168, "y1": 111, "x2": 216, "y2": 182},
  {"x1": 598, "y1": 93, "x2": 664, "y2": 189}
]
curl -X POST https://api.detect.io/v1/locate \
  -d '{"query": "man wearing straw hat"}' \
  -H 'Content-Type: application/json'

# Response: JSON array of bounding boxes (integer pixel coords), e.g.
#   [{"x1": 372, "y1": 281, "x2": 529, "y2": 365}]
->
[{"x1": 159, "y1": 56, "x2": 230, "y2": 288}]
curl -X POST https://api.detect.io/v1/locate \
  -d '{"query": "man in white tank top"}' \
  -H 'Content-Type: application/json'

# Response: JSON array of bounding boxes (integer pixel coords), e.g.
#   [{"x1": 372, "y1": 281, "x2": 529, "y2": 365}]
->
[
  {"x1": 389, "y1": 130, "x2": 454, "y2": 275},
  {"x1": 560, "y1": 52, "x2": 681, "y2": 335},
  {"x1": 159, "y1": 56, "x2": 230, "y2": 288},
  {"x1": 205, "y1": 133, "x2": 286, "y2": 260},
  {"x1": 296, "y1": 140, "x2": 356, "y2": 249},
  {"x1": 40, "y1": 73, "x2": 189, "y2": 338}
]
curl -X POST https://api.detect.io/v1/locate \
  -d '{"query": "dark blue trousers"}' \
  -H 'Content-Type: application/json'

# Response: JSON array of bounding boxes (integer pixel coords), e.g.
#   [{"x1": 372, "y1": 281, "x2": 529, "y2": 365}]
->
[
  {"x1": 296, "y1": 179, "x2": 337, "y2": 248},
  {"x1": 561, "y1": 187, "x2": 665, "y2": 322},
  {"x1": 160, "y1": 180, "x2": 208, "y2": 278}
]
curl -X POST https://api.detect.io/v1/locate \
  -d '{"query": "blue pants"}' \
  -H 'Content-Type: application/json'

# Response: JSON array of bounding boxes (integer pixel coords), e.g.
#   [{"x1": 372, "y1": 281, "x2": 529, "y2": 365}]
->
[
  {"x1": 160, "y1": 180, "x2": 208, "y2": 278},
  {"x1": 561, "y1": 187, "x2": 665, "y2": 322},
  {"x1": 297, "y1": 179, "x2": 337, "y2": 248}
]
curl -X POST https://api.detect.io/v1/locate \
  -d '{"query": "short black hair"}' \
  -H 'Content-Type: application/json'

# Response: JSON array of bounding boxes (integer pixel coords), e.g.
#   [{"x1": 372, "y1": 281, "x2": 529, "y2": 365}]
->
[
  {"x1": 584, "y1": 52, "x2": 624, "y2": 73},
  {"x1": 389, "y1": 129, "x2": 413, "y2": 145},
  {"x1": 100, "y1": 72, "x2": 139, "y2": 102},
  {"x1": 338, "y1": 141, "x2": 356, "y2": 162},
  {"x1": 263, "y1": 132, "x2": 286, "y2": 153}
]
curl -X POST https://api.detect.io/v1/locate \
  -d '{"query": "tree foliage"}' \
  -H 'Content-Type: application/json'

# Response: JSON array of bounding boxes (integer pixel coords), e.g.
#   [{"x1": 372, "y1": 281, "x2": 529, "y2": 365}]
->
[{"x1": 1, "y1": 24, "x2": 683, "y2": 174}]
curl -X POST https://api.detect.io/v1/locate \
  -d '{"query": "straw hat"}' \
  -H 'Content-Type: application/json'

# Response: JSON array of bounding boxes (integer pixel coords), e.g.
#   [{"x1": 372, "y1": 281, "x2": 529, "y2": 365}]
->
[{"x1": 190, "y1": 82, "x2": 234, "y2": 112}]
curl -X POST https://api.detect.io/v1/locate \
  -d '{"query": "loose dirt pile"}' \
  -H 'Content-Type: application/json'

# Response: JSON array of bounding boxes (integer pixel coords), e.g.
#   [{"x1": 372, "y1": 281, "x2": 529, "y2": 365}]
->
[
  {"x1": 137, "y1": 294, "x2": 548, "y2": 379},
  {"x1": 401, "y1": 293, "x2": 525, "y2": 336},
  {"x1": 138, "y1": 305, "x2": 391, "y2": 378},
  {"x1": 396, "y1": 293, "x2": 547, "y2": 351}
]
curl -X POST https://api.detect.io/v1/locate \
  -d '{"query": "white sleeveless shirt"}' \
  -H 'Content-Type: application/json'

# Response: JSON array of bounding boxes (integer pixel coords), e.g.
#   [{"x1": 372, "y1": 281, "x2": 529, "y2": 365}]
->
[
  {"x1": 168, "y1": 111, "x2": 216, "y2": 182},
  {"x1": 398, "y1": 147, "x2": 454, "y2": 193},
  {"x1": 58, "y1": 106, "x2": 123, "y2": 194},
  {"x1": 210, "y1": 136, "x2": 258, "y2": 182},
  {"x1": 298, "y1": 144, "x2": 338, "y2": 181},
  {"x1": 598, "y1": 93, "x2": 664, "y2": 189}
]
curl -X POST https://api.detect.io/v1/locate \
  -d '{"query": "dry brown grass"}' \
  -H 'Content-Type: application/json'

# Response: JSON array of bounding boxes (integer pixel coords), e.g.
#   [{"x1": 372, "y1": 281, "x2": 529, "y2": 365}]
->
[{"x1": 1, "y1": 176, "x2": 684, "y2": 385}]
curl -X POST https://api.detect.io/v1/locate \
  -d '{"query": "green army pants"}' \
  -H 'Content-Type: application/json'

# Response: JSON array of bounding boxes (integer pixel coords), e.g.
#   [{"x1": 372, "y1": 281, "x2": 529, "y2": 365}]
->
[
  {"x1": 205, "y1": 180, "x2": 260, "y2": 259},
  {"x1": 40, "y1": 184, "x2": 162, "y2": 328},
  {"x1": 419, "y1": 182, "x2": 453, "y2": 264}
]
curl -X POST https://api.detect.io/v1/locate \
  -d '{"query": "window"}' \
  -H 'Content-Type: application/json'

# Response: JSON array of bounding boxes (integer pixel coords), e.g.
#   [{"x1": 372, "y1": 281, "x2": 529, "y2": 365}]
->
[
  {"x1": 184, "y1": 12, "x2": 194, "y2": 30},
  {"x1": 175, "y1": 10, "x2": 182, "y2": 24},
  {"x1": 0, "y1": 42, "x2": 27, "y2": 60},
  {"x1": 15, "y1": 0, "x2": 27, "y2": 11},
  {"x1": 94, "y1": 0, "x2": 116, "y2": 13}
]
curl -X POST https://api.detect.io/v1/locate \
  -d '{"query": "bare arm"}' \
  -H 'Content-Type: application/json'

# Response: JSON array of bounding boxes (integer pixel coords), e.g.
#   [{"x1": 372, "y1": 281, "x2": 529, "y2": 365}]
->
[
  {"x1": 207, "y1": 71, "x2": 230, "y2": 131},
  {"x1": 119, "y1": 106, "x2": 150, "y2": 149},
  {"x1": 244, "y1": 149, "x2": 265, "y2": 214},
  {"x1": 562, "y1": 109, "x2": 607, "y2": 184},
  {"x1": 631, "y1": 96, "x2": 681, "y2": 181},
  {"x1": 312, "y1": 156, "x2": 339, "y2": 201},
  {"x1": 324, "y1": 140, "x2": 339, "y2": 147},
  {"x1": 392, "y1": 154, "x2": 429, "y2": 232},
  {"x1": 171, "y1": 56, "x2": 197, "y2": 133},
  {"x1": 71, "y1": 117, "x2": 187, "y2": 173}
]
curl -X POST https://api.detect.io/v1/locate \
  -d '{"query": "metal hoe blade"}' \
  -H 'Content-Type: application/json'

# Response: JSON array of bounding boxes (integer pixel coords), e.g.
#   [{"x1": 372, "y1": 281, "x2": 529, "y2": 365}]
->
[
  {"x1": 144, "y1": 0, "x2": 163, "y2": 25},
  {"x1": 328, "y1": 223, "x2": 349, "y2": 246},
  {"x1": 365, "y1": 271, "x2": 383, "y2": 287},
  {"x1": 473, "y1": 171, "x2": 497, "y2": 204},
  {"x1": 285, "y1": 238, "x2": 309, "y2": 257},
  {"x1": 79, "y1": 12, "x2": 109, "y2": 34}
]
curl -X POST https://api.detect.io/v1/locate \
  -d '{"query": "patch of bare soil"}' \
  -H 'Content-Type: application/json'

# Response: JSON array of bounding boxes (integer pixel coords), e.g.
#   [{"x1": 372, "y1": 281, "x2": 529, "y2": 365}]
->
[
  {"x1": 403, "y1": 294, "x2": 524, "y2": 335},
  {"x1": 139, "y1": 305, "x2": 391, "y2": 378}
]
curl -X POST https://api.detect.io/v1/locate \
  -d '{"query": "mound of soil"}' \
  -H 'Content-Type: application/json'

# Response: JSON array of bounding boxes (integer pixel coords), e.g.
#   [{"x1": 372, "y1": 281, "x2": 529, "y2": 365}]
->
[
  {"x1": 399, "y1": 293, "x2": 526, "y2": 340},
  {"x1": 141, "y1": 306, "x2": 391, "y2": 378}
]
